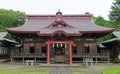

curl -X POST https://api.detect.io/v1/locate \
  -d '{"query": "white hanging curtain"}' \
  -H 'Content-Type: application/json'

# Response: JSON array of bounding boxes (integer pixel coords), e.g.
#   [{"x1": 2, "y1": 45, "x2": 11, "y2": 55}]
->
[
  {"x1": 53, "y1": 43, "x2": 54, "y2": 47},
  {"x1": 65, "y1": 43, "x2": 66, "y2": 48}
]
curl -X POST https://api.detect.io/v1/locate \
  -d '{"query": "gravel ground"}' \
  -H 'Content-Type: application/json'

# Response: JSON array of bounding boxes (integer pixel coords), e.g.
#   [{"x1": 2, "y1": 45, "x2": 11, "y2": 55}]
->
[{"x1": 0, "y1": 62, "x2": 119, "y2": 74}]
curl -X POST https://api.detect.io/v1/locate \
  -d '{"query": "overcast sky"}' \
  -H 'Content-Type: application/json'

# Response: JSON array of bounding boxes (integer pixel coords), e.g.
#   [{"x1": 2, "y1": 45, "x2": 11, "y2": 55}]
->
[{"x1": 0, "y1": 0, "x2": 114, "y2": 20}]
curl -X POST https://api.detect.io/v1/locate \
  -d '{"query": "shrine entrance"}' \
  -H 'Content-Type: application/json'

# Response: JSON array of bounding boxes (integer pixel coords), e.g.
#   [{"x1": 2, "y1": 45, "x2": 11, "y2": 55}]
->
[
  {"x1": 47, "y1": 41, "x2": 72, "y2": 64},
  {"x1": 51, "y1": 42, "x2": 67, "y2": 63}
]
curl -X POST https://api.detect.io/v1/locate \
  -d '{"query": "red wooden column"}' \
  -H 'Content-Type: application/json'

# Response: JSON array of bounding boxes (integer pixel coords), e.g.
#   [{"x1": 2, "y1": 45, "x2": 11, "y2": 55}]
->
[
  {"x1": 47, "y1": 41, "x2": 50, "y2": 64},
  {"x1": 69, "y1": 41, "x2": 72, "y2": 64}
]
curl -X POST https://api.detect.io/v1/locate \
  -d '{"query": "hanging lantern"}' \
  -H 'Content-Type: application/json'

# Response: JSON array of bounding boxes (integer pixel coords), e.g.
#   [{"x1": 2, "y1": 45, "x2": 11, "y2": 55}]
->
[
  {"x1": 57, "y1": 43, "x2": 58, "y2": 47},
  {"x1": 84, "y1": 43, "x2": 89, "y2": 47},
  {"x1": 30, "y1": 43, "x2": 35, "y2": 47},
  {"x1": 61, "y1": 43, "x2": 62, "y2": 47},
  {"x1": 42, "y1": 43, "x2": 46, "y2": 47},
  {"x1": 73, "y1": 43, "x2": 76, "y2": 47}
]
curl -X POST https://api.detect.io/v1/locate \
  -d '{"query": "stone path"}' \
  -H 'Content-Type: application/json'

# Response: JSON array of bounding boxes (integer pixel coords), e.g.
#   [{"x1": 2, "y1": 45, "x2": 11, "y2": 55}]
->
[{"x1": 50, "y1": 66, "x2": 72, "y2": 74}]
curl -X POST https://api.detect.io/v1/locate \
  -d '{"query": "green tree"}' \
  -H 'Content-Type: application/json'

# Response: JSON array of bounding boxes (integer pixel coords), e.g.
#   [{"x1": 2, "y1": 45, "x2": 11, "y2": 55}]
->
[
  {"x1": 93, "y1": 16, "x2": 113, "y2": 42},
  {"x1": 0, "y1": 9, "x2": 26, "y2": 30},
  {"x1": 93, "y1": 16, "x2": 114, "y2": 28},
  {"x1": 109, "y1": 0, "x2": 120, "y2": 29},
  {"x1": 0, "y1": 9, "x2": 26, "y2": 42}
]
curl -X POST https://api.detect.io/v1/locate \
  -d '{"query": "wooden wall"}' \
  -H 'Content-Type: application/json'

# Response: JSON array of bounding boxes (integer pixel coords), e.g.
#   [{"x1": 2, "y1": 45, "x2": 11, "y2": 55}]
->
[
  {"x1": 75, "y1": 38, "x2": 97, "y2": 55},
  {"x1": 35, "y1": 43, "x2": 41, "y2": 54},
  {"x1": 76, "y1": 41, "x2": 84, "y2": 55},
  {"x1": 23, "y1": 43, "x2": 30, "y2": 53},
  {"x1": 89, "y1": 43, "x2": 97, "y2": 54},
  {"x1": 22, "y1": 38, "x2": 97, "y2": 55},
  {"x1": 23, "y1": 38, "x2": 46, "y2": 54}
]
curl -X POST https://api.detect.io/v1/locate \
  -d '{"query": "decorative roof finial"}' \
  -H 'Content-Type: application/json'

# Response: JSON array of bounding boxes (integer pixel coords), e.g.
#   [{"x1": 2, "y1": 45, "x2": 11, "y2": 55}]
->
[{"x1": 56, "y1": 9, "x2": 62, "y2": 15}]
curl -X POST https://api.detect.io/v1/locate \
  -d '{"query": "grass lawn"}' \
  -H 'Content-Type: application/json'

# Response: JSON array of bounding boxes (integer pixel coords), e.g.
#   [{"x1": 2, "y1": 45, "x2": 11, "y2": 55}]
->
[
  {"x1": 99, "y1": 66, "x2": 120, "y2": 74},
  {"x1": 73, "y1": 66, "x2": 120, "y2": 74},
  {"x1": 73, "y1": 71, "x2": 98, "y2": 74},
  {"x1": 73, "y1": 72, "x2": 88, "y2": 74},
  {"x1": 0, "y1": 69, "x2": 48, "y2": 74}
]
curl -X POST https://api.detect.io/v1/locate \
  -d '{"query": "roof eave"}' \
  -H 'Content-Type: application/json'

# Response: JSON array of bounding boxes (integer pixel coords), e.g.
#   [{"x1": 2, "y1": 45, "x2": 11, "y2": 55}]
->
[
  {"x1": 79, "y1": 29, "x2": 115, "y2": 33},
  {"x1": 6, "y1": 29, "x2": 40, "y2": 34},
  {"x1": 37, "y1": 33, "x2": 82, "y2": 37}
]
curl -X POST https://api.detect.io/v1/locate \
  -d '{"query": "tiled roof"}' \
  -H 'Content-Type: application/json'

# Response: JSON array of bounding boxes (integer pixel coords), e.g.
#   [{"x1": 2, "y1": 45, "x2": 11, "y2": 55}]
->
[
  {"x1": 6, "y1": 12, "x2": 115, "y2": 36},
  {"x1": 63, "y1": 18, "x2": 114, "y2": 33},
  {"x1": 0, "y1": 31, "x2": 17, "y2": 44},
  {"x1": 0, "y1": 32, "x2": 7, "y2": 38},
  {"x1": 113, "y1": 31, "x2": 120, "y2": 38},
  {"x1": 102, "y1": 31, "x2": 120, "y2": 44}
]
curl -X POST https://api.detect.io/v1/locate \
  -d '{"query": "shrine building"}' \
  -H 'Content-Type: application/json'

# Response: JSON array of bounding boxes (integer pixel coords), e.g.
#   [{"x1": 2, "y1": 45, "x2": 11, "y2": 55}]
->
[{"x1": 7, "y1": 11, "x2": 115, "y2": 64}]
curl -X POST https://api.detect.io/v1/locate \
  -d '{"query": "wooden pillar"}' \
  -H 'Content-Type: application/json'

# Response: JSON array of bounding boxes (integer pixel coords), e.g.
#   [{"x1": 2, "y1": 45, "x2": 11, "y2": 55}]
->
[
  {"x1": 83, "y1": 58, "x2": 84, "y2": 64},
  {"x1": 69, "y1": 41, "x2": 72, "y2": 64},
  {"x1": 47, "y1": 41, "x2": 50, "y2": 64}
]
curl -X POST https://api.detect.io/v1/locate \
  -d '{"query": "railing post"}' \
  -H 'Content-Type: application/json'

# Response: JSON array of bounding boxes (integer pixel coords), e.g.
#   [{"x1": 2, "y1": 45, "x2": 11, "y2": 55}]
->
[
  {"x1": 35, "y1": 58, "x2": 36, "y2": 63},
  {"x1": 96, "y1": 57, "x2": 97, "y2": 64},
  {"x1": 23, "y1": 58, "x2": 24, "y2": 63},
  {"x1": 83, "y1": 58, "x2": 84, "y2": 64},
  {"x1": 11, "y1": 57, "x2": 13, "y2": 63}
]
